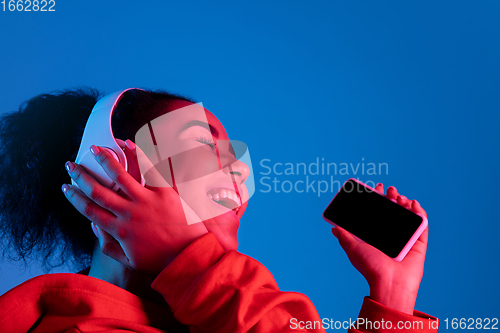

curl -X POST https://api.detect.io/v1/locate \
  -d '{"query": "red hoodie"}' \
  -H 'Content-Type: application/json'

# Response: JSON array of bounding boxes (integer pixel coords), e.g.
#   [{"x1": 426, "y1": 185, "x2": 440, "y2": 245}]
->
[{"x1": 0, "y1": 232, "x2": 439, "y2": 332}]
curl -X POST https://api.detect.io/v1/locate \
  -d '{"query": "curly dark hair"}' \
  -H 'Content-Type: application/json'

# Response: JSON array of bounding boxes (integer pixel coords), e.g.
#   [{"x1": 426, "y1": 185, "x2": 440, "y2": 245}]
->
[{"x1": 0, "y1": 87, "x2": 196, "y2": 271}]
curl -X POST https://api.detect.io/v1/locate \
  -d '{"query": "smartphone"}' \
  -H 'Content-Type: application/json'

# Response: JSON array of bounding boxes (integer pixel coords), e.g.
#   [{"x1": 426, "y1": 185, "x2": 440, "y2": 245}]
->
[{"x1": 323, "y1": 178, "x2": 428, "y2": 261}]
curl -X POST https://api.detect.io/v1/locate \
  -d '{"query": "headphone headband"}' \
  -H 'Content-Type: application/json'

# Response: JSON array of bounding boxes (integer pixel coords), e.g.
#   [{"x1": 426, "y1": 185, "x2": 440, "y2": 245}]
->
[{"x1": 72, "y1": 88, "x2": 145, "y2": 191}]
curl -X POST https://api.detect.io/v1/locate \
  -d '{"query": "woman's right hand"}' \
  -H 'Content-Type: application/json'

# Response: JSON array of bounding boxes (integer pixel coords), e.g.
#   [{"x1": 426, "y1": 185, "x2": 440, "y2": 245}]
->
[{"x1": 62, "y1": 140, "x2": 209, "y2": 275}]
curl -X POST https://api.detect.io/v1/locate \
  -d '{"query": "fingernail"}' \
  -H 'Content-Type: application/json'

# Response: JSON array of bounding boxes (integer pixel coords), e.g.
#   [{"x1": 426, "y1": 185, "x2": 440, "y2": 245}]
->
[
  {"x1": 331, "y1": 227, "x2": 338, "y2": 238},
  {"x1": 61, "y1": 184, "x2": 69, "y2": 194},
  {"x1": 413, "y1": 199, "x2": 420, "y2": 206},
  {"x1": 398, "y1": 196, "x2": 411, "y2": 209},
  {"x1": 376, "y1": 183, "x2": 382, "y2": 187},
  {"x1": 91, "y1": 222, "x2": 99, "y2": 238},
  {"x1": 65, "y1": 161, "x2": 73, "y2": 173},
  {"x1": 125, "y1": 139, "x2": 136, "y2": 150},
  {"x1": 90, "y1": 145, "x2": 100, "y2": 157}
]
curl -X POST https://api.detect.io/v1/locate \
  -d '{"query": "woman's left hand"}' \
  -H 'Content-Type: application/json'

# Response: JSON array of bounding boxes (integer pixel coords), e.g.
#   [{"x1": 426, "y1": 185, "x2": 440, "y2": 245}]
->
[
  {"x1": 331, "y1": 183, "x2": 428, "y2": 315},
  {"x1": 62, "y1": 141, "x2": 209, "y2": 275}
]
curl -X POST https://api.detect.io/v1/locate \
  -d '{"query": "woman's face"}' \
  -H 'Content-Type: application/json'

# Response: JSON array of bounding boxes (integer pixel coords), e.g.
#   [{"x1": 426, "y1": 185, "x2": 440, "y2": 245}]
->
[{"x1": 137, "y1": 99, "x2": 250, "y2": 251}]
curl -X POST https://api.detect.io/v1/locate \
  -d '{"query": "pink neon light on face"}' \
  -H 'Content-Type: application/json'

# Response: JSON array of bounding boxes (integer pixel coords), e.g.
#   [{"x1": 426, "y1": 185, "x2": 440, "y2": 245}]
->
[{"x1": 136, "y1": 99, "x2": 251, "y2": 251}]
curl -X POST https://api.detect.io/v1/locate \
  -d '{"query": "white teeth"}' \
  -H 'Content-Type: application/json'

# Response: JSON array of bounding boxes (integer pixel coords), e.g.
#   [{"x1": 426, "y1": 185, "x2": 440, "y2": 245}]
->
[{"x1": 207, "y1": 188, "x2": 241, "y2": 209}]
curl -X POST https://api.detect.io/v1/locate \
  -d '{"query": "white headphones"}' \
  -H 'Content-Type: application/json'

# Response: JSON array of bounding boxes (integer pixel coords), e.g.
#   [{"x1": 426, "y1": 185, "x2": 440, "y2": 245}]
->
[{"x1": 72, "y1": 88, "x2": 146, "y2": 191}]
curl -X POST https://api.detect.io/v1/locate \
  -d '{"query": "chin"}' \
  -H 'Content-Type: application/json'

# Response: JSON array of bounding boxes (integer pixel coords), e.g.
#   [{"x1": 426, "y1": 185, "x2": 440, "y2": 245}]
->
[
  {"x1": 201, "y1": 199, "x2": 248, "y2": 252},
  {"x1": 202, "y1": 210, "x2": 240, "y2": 251}
]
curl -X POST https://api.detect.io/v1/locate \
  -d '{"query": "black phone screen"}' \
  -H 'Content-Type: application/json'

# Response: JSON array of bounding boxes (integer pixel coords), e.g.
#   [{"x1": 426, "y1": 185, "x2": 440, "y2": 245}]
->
[{"x1": 323, "y1": 179, "x2": 424, "y2": 258}]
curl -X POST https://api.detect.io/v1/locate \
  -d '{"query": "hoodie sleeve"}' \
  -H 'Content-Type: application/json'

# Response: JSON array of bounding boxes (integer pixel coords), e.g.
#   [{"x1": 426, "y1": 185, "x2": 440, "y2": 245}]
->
[
  {"x1": 151, "y1": 232, "x2": 439, "y2": 333},
  {"x1": 348, "y1": 297, "x2": 439, "y2": 333}
]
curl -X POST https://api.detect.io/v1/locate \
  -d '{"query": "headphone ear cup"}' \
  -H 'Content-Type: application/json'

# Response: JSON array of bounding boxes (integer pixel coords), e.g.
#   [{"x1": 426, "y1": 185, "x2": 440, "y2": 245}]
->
[
  {"x1": 71, "y1": 150, "x2": 119, "y2": 190},
  {"x1": 116, "y1": 139, "x2": 146, "y2": 187}
]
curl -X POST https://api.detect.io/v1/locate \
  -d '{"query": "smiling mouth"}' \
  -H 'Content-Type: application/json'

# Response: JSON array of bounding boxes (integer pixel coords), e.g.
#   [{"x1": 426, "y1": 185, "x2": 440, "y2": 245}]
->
[{"x1": 206, "y1": 187, "x2": 242, "y2": 212}]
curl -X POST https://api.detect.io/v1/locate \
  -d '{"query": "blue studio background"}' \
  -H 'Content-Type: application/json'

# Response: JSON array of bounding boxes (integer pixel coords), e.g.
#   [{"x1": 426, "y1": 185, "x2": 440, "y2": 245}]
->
[{"x1": 1, "y1": 1, "x2": 499, "y2": 331}]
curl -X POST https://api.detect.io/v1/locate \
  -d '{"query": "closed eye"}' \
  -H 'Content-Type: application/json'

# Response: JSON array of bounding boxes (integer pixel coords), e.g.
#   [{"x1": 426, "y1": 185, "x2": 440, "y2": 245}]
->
[{"x1": 196, "y1": 136, "x2": 217, "y2": 153}]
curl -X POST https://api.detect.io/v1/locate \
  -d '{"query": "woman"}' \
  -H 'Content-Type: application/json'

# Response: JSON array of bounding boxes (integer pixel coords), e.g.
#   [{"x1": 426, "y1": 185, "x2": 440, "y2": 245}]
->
[{"x1": 0, "y1": 88, "x2": 438, "y2": 332}]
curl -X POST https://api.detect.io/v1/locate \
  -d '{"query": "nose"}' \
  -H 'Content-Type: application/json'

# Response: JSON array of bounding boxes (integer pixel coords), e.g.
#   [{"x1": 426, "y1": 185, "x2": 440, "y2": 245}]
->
[{"x1": 222, "y1": 157, "x2": 250, "y2": 185}]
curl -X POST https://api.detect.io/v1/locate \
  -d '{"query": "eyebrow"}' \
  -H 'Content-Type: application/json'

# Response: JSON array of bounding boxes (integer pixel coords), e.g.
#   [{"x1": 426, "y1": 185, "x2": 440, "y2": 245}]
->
[{"x1": 179, "y1": 120, "x2": 219, "y2": 138}]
